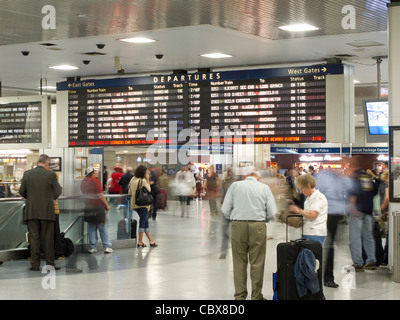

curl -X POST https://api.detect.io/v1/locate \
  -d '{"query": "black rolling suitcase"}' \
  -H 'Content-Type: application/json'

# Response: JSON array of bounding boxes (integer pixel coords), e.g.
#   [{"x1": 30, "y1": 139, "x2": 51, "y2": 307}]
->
[
  {"x1": 117, "y1": 218, "x2": 138, "y2": 239},
  {"x1": 275, "y1": 215, "x2": 324, "y2": 300},
  {"x1": 117, "y1": 219, "x2": 130, "y2": 239}
]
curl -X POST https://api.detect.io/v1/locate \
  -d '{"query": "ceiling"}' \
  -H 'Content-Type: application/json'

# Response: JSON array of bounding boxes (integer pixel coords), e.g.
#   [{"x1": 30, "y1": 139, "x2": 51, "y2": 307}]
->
[{"x1": 0, "y1": 0, "x2": 391, "y2": 103}]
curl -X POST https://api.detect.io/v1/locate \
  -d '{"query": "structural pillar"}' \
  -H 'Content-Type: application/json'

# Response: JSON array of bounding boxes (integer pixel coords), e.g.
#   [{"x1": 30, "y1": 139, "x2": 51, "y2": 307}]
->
[{"x1": 387, "y1": 1, "x2": 400, "y2": 282}]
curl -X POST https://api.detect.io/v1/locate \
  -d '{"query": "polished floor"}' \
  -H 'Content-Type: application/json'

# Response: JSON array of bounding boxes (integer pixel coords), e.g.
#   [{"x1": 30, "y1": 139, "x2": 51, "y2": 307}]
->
[{"x1": 0, "y1": 198, "x2": 399, "y2": 300}]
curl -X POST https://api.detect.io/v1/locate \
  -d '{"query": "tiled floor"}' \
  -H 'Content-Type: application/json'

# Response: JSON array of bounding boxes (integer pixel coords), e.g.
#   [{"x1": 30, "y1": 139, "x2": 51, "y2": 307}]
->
[{"x1": 0, "y1": 199, "x2": 399, "y2": 300}]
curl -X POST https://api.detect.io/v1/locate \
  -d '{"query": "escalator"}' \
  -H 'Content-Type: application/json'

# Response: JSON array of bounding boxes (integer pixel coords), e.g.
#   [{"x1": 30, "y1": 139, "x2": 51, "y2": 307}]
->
[
  {"x1": 0, "y1": 200, "x2": 27, "y2": 250},
  {"x1": 0, "y1": 195, "x2": 135, "y2": 261}
]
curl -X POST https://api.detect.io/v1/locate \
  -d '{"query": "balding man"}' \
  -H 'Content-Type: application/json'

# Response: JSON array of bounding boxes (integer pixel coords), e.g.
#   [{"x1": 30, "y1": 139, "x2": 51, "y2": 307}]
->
[
  {"x1": 20, "y1": 154, "x2": 62, "y2": 271},
  {"x1": 221, "y1": 170, "x2": 277, "y2": 300}
]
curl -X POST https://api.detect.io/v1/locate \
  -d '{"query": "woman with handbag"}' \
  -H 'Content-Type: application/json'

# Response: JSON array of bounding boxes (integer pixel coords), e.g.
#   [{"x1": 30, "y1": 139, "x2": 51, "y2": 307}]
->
[
  {"x1": 128, "y1": 165, "x2": 158, "y2": 248},
  {"x1": 81, "y1": 167, "x2": 113, "y2": 253}
]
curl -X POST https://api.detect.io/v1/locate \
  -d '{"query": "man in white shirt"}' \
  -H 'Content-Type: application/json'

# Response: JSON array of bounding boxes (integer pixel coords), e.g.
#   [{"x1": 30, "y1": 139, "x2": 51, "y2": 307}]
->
[{"x1": 221, "y1": 169, "x2": 277, "y2": 300}]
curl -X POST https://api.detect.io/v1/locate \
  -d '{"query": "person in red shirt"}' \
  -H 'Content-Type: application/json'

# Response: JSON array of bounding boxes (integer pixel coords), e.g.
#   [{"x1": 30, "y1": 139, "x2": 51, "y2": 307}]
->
[
  {"x1": 108, "y1": 167, "x2": 123, "y2": 194},
  {"x1": 81, "y1": 167, "x2": 113, "y2": 254}
]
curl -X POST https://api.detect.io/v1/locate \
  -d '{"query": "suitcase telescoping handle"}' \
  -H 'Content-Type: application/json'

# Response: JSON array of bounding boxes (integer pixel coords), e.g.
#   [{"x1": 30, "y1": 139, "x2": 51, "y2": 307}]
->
[{"x1": 285, "y1": 214, "x2": 304, "y2": 243}]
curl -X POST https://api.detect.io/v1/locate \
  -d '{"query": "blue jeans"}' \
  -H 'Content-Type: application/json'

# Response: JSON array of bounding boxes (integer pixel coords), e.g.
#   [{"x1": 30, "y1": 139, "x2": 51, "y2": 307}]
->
[
  {"x1": 303, "y1": 235, "x2": 326, "y2": 246},
  {"x1": 88, "y1": 219, "x2": 112, "y2": 249},
  {"x1": 136, "y1": 207, "x2": 150, "y2": 233},
  {"x1": 349, "y1": 212, "x2": 376, "y2": 265}
]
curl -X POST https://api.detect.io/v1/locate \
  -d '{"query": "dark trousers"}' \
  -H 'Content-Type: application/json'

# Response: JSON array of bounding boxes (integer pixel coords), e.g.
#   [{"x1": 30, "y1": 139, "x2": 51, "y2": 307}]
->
[
  {"x1": 28, "y1": 219, "x2": 55, "y2": 269},
  {"x1": 151, "y1": 189, "x2": 158, "y2": 219},
  {"x1": 324, "y1": 214, "x2": 342, "y2": 283}
]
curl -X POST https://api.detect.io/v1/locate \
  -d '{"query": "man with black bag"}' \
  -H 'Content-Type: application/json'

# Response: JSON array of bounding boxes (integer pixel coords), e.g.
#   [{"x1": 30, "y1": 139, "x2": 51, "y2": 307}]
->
[
  {"x1": 20, "y1": 154, "x2": 63, "y2": 271},
  {"x1": 81, "y1": 167, "x2": 113, "y2": 254}
]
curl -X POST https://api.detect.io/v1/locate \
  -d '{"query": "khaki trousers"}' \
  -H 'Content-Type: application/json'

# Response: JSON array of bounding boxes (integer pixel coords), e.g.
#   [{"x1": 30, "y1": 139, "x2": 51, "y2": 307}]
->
[{"x1": 231, "y1": 221, "x2": 266, "y2": 300}]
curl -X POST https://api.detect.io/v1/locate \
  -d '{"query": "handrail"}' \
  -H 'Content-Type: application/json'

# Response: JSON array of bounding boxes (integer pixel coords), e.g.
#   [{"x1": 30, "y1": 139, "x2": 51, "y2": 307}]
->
[{"x1": 61, "y1": 194, "x2": 130, "y2": 236}]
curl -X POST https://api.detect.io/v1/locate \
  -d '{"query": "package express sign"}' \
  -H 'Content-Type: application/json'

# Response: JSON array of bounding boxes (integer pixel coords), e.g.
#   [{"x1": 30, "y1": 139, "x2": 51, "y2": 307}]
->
[
  {"x1": 0, "y1": 101, "x2": 42, "y2": 144},
  {"x1": 57, "y1": 64, "x2": 344, "y2": 147}
]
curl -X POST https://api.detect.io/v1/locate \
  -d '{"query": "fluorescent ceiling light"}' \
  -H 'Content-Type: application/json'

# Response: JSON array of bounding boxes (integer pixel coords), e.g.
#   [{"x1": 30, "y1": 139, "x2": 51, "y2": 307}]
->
[
  {"x1": 49, "y1": 65, "x2": 79, "y2": 70},
  {"x1": 119, "y1": 37, "x2": 156, "y2": 43},
  {"x1": 37, "y1": 86, "x2": 56, "y2": 90},
  {"x1": 201, "y1": 53, "x2": 233, "y2": 59},
  {"x1": 278, "y1": 23, "x2": 319, "y2": 32},
  {"x1": 0, "y1": 149, "x2": 32, "y2": 155},
  {"x1": 354, "y1": 80, "x2": 360, "y2": 84}
]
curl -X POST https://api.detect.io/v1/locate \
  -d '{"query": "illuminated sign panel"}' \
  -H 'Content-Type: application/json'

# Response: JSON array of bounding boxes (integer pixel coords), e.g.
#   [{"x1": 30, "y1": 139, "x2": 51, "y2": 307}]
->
[
  {"x1": 188, "y1": 76, "x2": 326, "y2": 143},
  {"x1": 0, "y1": 100, "x2": 43, "y2": 144},
  {"x1": 67, "y1": 84, "x2": 184, "y2": 147},
  {"x1": 57, "y1": 65, "x2": 343, "y2": 146}
]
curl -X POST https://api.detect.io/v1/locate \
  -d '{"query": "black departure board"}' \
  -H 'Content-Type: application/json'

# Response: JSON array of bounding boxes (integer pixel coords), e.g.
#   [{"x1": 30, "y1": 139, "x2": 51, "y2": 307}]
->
[
  {"x1": 188, "y1": 76, "x2": 326, "y2": 144},
  {"x1": 58, "y1": 65, "x2": 343, "y2": 146},
  {"x1": 68, "y1": 84, "x2": 184, "y2": 147},
  {"x1": 0, "y1": 101, "x2": 42, "y2": 144}
]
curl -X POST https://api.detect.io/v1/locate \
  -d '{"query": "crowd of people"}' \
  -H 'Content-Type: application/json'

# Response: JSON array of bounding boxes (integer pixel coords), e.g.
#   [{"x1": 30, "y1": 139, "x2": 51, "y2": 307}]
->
[
  {"x1": 17, "y1": 154, "x2": 390, "y2": 301},
  {"x1": 91, "y1": 158, "x2": 390, "y2": 297}
]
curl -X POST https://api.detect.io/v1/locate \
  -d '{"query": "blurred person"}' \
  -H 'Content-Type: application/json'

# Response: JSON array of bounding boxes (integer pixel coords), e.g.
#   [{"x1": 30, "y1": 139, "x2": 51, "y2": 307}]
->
[
  {"x1": 203, "y1": 165, "x2": 221, "y2": 215},
  {"x1": 222, "y1": 166, "x2": 235, "y2": 201},
  {"x1": 219, "y1": 166, "x2": 237, "y2": 259},
  {"x1": 118, "y1": 167, "x2": 134, "y2": 194},
  {"x1": 346, "y1": 156, "x2": 379, "y2": 272},
  {"x1": 128, "y1": 165, "x2": 158, "y2": 248},
  {"x1": 195, "y1": 173, "x2": 203, "y2": 200},
  {"x1": 175, "y1": 166, "x2": 195, "y2": 217},
  {"x1": 157, "y1": 170, "x2": 169, "y2": 210},
  {"x1": 380, "y1": 170, "x2": 389, "y2": 265},
  {"x1": 315, "y1": 168, "x2": 347, "y2": 288},
  {"x1": 0, "y1": 180, "x2": 8, "y2": 198},
  {"x1": 108, "y1": 166, "x2": 123, "y2": 207},
  {"x1": 10, "y1": 179, "x2": 20, "y2": 197},
  {"x1": 288, "y1": 174, "x2": 328, "y2": 246},
  {"x1": 149, "y1": 166, "x2": 159, "y2": 220},
  {"x1": 376, "y1": 161, "x2": 389, "y2": 211},
  {"x1": 108, "y1": 166, "x2": 123, "y2": 195},
  {"x1": 118, "y1": 167, "x2": 134, "y2": 219},
  {"x1": 81, "y1": 167, "x2": 113, "y2": 254},
  {"x1": 221, "y1": 169, "x2": 277, "y2": 300},
  {"x1": 286, "y1": 169, "x2": 305, "y2": 209},
  {"x1": 308, "y1": 165, "x2": 315, "y2": 175},
  {"x1": 20, "y1": 154, "x2": 63, "y2": 271},
  {"x1": 103, "y1": 166, "x2": 108, "y2": 191}
]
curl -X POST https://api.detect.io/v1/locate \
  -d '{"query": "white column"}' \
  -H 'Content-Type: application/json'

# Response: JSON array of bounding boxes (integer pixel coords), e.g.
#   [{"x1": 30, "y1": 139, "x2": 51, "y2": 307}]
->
[{"x1": 388, "y1": 2, "x2": 400, "y2": 282}]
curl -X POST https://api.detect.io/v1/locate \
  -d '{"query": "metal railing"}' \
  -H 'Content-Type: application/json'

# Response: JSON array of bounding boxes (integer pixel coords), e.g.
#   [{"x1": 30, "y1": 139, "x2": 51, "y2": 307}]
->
[{"x1": 0, "y1": 194, "x2": 134, "y2": 253}]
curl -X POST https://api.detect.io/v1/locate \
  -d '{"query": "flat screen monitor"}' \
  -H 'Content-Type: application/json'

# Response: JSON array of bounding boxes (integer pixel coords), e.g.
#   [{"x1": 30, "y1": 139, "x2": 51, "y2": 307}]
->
[{"x1": 363, "y1": 100, "x2": 389, "y2": 143}]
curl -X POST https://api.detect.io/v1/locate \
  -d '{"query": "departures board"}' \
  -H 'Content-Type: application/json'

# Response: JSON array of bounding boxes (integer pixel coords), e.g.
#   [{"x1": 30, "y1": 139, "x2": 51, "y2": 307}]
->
[
  {"x1": 57, "y1": 64, "x2": 344, "y2": 147},
  {"x1": 0, "y1": 101, "x2": 42, "y2": 143}
]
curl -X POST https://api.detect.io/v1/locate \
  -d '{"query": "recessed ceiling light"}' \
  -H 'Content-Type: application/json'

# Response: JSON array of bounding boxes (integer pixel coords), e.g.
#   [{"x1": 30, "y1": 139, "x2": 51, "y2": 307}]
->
[
  {"x1": 278, "y1": 23, "x2": 319, "y2": 32},
  {"x1": 201, "y1": 53, "x2": 233, "y2": 59},
  {"x1": 346, "y1": 40, "x2": 385, "y2": 48},
  {"x1": 49, "y1": 65, "x2": 79, "y2": 70},
  {"x1": 119, "y1": 37, "x2": 156, "y2": 43}
]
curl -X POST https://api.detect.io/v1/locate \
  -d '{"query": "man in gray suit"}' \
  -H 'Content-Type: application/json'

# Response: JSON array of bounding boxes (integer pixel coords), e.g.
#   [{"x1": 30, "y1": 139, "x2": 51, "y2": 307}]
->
[{"x1": 20, "y1": 154, "x2": 62, "y2": 271}]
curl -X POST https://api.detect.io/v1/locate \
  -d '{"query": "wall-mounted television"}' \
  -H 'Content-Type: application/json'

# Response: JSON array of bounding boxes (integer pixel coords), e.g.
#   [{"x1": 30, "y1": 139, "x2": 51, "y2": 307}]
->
[{"x1": 363, "y1": 100, "x2": 389, "y2": 143}]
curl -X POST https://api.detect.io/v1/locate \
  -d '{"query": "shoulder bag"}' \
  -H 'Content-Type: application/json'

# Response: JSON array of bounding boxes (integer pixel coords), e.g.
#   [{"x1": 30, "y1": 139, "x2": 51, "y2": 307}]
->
[
  {"x1": 83, "y1": 206, "x2": 106, "y2": 223},
  {"x1": 135, "y1": 179, "x2": 154, "y2": 206}
]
